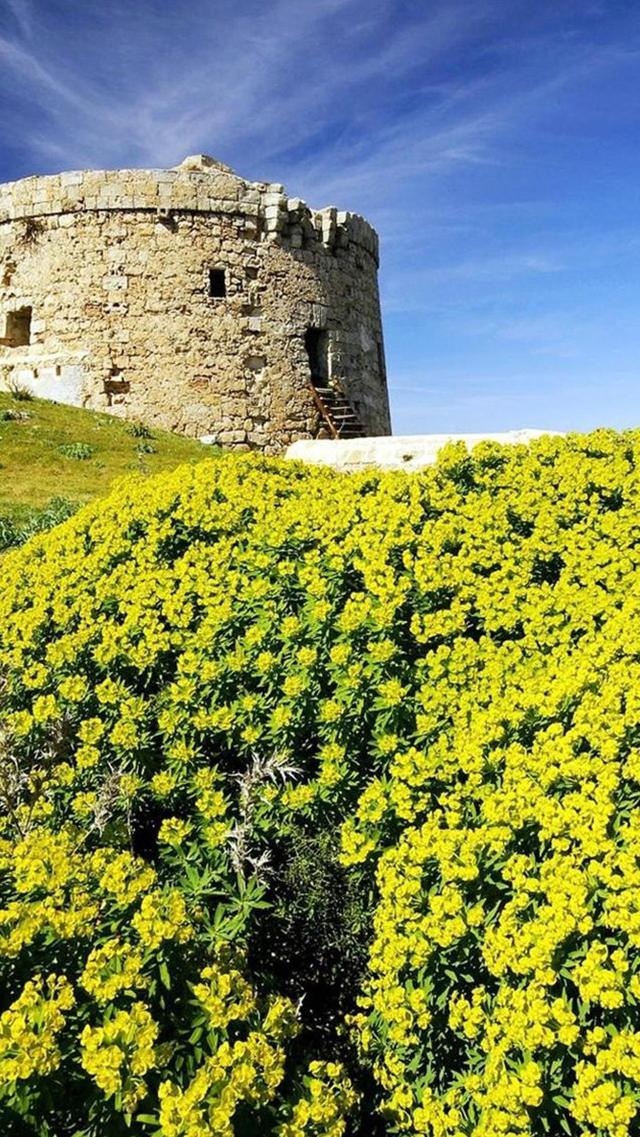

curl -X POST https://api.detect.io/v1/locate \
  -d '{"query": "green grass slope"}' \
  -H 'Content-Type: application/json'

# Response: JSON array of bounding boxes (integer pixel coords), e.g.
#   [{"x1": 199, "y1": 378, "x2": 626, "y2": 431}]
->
[{"x1": 0, "y1": 391, "x2": 211, "y2": 524}]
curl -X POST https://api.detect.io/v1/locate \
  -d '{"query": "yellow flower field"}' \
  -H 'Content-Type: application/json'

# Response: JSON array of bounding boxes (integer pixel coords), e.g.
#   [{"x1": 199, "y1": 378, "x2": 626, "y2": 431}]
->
[{"x1": 1, "y1": 432, "x2": 640, "y2": 1135}]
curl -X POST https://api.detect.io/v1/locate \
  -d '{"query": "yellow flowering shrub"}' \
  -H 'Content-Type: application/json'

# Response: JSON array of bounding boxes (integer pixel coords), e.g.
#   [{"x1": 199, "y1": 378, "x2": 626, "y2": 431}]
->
[{"x1": 2, "y1": 434, "x2": 640, "y2": 1133}]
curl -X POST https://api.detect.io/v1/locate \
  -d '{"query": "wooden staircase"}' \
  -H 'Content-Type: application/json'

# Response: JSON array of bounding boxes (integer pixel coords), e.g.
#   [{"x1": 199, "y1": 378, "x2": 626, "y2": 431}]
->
[{"x1": 309, "y1": 383, "x2": 366, "y2": 439}]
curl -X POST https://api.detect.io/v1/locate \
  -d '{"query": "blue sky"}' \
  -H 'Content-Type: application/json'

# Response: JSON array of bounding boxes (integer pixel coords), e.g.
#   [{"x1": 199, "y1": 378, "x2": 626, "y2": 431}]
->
[{"x1": 1, "y1": 0, "x2": 639, "y2": 434}]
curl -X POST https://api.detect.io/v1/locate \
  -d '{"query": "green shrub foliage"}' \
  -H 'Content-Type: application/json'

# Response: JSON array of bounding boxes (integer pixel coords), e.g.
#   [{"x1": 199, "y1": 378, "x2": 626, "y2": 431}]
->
[
  {"x1": 0, "y1": 498, "x2": 77, "y2": 552},
  {"x1": 57, "y1": 442, "x2": 96, "y2": 460},
  {"x1": 2, "y1": 433, "x2": 640, "y2": 1136}
]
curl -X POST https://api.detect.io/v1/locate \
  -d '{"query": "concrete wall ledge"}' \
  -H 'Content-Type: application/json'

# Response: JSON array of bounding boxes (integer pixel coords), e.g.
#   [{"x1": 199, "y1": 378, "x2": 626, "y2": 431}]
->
[{"x1": 286, "y1": 430, "x2": 564, "y2": 471}]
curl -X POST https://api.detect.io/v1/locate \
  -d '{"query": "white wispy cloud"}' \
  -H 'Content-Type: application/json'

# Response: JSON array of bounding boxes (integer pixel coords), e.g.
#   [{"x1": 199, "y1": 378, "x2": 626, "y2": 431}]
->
[
  {"x1": 1, "y1": 0, "x2": 388, "y2": 171},
  {"x1": 1, "y1": 0, "x2": 640, "y2": 433},
  {"x1": 1, "y1": 0, "x2": 634, "y2": 213},
  {"x1": 3, "y1": 0, "x2": 32, "y2": 39}
]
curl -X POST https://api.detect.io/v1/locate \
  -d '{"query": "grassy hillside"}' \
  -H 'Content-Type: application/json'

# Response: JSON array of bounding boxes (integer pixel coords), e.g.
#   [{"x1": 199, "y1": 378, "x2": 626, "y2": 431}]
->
[{"x1": 0, "y1": 391, "x2": 211, "y2": 525}]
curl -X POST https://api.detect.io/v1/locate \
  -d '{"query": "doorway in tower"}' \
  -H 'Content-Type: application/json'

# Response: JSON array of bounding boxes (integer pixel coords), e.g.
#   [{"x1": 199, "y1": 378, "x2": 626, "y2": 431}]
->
[{"x1": 305, "y1": 328, "x2": 329, "y2": 387}]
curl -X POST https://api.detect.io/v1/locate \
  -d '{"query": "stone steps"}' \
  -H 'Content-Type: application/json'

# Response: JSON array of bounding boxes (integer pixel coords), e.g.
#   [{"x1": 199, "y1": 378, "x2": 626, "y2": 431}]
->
[{"x1": 311, "y1": 384, "x2": 366, "y2": 439}]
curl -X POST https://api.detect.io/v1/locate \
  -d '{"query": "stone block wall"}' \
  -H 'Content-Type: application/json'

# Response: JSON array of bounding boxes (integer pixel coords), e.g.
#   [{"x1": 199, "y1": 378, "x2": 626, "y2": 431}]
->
[{"x1": 0, "y1": 155, "x2": 391, "y2": 450}]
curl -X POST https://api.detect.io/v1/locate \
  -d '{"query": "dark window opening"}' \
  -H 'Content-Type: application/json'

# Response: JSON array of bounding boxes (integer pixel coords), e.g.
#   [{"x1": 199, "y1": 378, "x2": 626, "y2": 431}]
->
[
  {"x1": 377, "y1": 339, "x2": 386, "y2": 378},
  {"x1": 103, "y1": 368, "x2": 130, "y2": 408},
  {"x1": 4, "y1": 307, "x2": 32, "y2": 348},
  {"x1": 247, "y1": 354, "x2": 266, "y2": 371},
  {"x1": 208, "y1": 269, "x2": 226, "y2": 298},
  {"x1": 305, "y1": 328, "x2": 329, "y2": 385}
]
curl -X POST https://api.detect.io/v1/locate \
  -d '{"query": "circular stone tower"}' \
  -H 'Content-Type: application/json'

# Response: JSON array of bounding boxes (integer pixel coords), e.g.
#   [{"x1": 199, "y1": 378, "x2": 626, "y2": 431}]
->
[{"x1": 0, "y1": 154, "x2": 391, "y2": 450}]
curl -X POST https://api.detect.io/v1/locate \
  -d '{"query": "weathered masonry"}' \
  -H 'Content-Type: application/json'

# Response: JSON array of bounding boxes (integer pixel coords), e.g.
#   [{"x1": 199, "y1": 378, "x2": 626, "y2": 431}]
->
[{"x1": 0, "y1": 154, "x2": 391, "y2": 450}]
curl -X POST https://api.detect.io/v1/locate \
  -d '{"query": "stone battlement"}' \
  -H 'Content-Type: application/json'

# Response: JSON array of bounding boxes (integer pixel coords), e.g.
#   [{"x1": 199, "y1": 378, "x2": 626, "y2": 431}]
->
[{"x1": 0, "y1": 157, "x2": 378, "y2": 263}]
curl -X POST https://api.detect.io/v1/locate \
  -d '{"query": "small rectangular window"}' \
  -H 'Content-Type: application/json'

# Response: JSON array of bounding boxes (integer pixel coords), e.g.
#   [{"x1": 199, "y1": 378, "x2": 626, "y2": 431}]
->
[
  {"x1": 3, "y1": 307, "x2": 32, "y2": 347},
  {"x1": 208, "y1": 269, "x2": 226, "y2": 298}
]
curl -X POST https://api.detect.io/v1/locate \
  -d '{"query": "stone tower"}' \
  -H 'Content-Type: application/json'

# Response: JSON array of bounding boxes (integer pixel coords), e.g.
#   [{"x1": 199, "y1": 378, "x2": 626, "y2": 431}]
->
[{"x1": 0, "y1": 154, "x2": 391, "y2": 450}]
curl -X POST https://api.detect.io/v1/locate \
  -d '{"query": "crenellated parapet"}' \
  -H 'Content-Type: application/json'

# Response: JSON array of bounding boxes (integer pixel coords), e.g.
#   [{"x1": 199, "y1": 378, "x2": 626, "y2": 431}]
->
[{"x1": 0, "y1": 157, "x2": 379, "y2": 263}]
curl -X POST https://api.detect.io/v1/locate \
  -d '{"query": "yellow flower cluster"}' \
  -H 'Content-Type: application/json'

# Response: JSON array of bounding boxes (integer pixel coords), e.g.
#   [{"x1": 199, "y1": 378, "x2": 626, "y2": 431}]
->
[
  {"x1": 0, "y1": 974, "x2": 74, "y2": 1089},
  {"x1": 2, "y1": 433, "x2": 640, "y2": 1133},
  {"x1": 80, "y1": 939, "x2": 148, "y2": 1004},
  {"x1": 158, "y1": 970, "x2": 299, "y2": 1137},
  {"x1": 158, "y1": 1031, "x2": 286, "y2": 1137},
  {"x1": 571, "y1": 1030, "x2": 640, "y2": 1137},
  {"x1": 80, "y1": 1001, "x2": 158, "y2": 1111},
  {"x1": 279, "y1": 1061, "x2": 358, "y2": 1137},
  {"x1": 158, "y1": 817, "x2": 193, "y2": 847},
  {"x1": 131, "y1": 888, "x2": 193, "y2": 950},
  {"x1": 192, "y1": 961, "x2": 256, "y2": 1029}
]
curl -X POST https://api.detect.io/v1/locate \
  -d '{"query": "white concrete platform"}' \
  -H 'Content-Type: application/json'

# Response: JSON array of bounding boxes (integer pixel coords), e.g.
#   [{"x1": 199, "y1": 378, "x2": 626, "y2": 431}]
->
[{"x1": 285, "y1": 430, "x2": 562, "y2": 472}]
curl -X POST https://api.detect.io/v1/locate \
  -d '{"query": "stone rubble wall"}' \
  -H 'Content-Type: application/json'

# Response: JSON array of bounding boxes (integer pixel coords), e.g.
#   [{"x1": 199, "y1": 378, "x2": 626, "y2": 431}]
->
[{"x1": 0, "y1": 161, "x2": 390, "y2": 449}]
